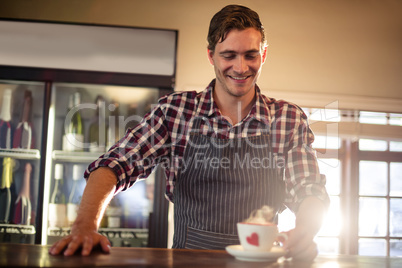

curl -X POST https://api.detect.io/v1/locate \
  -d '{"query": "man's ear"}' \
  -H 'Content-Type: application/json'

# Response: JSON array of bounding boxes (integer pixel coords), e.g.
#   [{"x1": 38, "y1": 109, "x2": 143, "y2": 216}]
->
[
  {"x1": 262, "y1": 46, "x2": 268, "y2": 64},
  {"x1": 207, "y1": 49, "x2": 214, "y2": 65}
]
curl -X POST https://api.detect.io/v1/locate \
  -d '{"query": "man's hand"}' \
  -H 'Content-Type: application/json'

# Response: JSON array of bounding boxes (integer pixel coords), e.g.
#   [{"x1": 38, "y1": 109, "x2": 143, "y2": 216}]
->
[
  {"x1": 280, "y1": 196, "x2": 327, "y2": 261},
  {"x1": 281, "y1": 227, "x2": 318, "y2": 261},
  {"x1": 49, "y1": 229, "x2": 111, "y2": 256}
]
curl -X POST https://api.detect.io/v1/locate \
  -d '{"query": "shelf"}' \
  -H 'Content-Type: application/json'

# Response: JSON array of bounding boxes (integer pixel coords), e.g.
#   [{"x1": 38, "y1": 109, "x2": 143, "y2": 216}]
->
[
  {"x1": 52, "y1": 150, "x2": 105, "y2": 162},
  {"x1": 0, "y1": 148, "x2": 40, "y2": 160},
  {"x1": 0, "y1": 223, "x2": 36, "y2": 234},
  {"x1": 99, "y1": 228, "x2": 148, "y2": 240}
]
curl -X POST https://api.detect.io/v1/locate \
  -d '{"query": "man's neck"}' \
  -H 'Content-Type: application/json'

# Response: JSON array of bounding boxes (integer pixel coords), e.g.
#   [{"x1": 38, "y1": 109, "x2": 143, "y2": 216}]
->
[{"x1": 213, "y1": 87, "x2": 256, "y2": 126}]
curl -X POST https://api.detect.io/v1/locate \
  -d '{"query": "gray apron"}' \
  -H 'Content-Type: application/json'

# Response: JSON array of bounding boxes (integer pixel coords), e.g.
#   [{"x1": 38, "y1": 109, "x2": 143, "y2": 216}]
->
[{"x1": 172, "y1": 119, "x2": 285, "y2": 249}]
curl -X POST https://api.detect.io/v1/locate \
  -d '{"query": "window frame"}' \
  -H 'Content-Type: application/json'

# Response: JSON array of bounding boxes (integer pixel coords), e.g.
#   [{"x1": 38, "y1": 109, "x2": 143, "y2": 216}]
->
[{"x1": 306, "y1": 108, "x2": 402, "y2": 256}]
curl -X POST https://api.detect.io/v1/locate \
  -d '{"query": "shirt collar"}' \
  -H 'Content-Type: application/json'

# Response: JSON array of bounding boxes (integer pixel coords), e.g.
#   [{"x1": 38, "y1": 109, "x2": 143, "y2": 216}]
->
[
  {"x1": 196, "y1": 80, "x2": 219, "y2": 118},
  {"x1": 197, "y1": 79, "x2": 271, "y2": 126},
  {"x1": 250, "y1": 85, "x2": 271, "y2": 126}
]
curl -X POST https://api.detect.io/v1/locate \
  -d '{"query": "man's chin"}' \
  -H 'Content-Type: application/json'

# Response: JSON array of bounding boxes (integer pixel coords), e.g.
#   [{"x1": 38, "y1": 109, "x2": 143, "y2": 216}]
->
[{"x1": 226, "y1": 85, "x2": 255, "y2": 98}]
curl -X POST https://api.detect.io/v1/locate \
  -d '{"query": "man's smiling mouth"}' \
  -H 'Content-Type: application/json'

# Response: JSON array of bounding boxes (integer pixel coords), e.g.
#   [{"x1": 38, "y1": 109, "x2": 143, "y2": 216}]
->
[{"x1": 228, "y1": 75, "x2": 251, "y2": 80}]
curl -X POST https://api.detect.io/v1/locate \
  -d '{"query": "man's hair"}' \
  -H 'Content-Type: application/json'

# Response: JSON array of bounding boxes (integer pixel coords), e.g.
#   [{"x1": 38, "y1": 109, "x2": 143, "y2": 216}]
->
[{"x1": 207, "y1": 5, "x2": 266, "y2": 52}]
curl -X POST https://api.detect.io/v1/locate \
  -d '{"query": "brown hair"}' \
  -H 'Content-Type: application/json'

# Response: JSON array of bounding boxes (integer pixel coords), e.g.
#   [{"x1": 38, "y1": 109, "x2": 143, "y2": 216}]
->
[{"x1": 207, "y1": 5, "x2": 266, "y2": 52}]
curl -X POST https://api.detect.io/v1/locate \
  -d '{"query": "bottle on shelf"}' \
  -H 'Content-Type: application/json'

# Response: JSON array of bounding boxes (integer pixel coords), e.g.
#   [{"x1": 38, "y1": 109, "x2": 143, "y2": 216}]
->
[
  {"x1": 62, "y1": 91, "x2": 84, "y2": 152},
  {"x1": 48, "y1": 164, "x2": 66, "y2": 228},
  {"x1": 67, "y1": 164, "x2": 82, "y2": 226},
  {"x1": 88, "y1": 95, "x2": 107, "y2": 153},
  {"x1": 105, "y1": 196, "x2": 123, "y2": 228},
  {"x1": 13, "y1": 162, "x2": 32, "y2": 225},
  {"x1": 107, "y1": 100, "x2": 123, "y2": 149},
  {"x1": 0, "y1": 89, "x2": 13, "y2": 149},
  {"x1": 13, "y1": 90, "x2": 35, "y2": 149},
  {"x1": 0, "y1": 157, "x2": 15, "y2": 223}
]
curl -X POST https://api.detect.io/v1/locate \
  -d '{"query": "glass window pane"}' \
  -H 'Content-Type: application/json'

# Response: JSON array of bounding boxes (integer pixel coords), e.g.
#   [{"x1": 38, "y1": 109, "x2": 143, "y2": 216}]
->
[
  {"x1": 390, "y1": 141, "x2": 402, "y2": 152},
  {"x1": 359, "y1": 161, "x2": 388, "y2": 196},
  {"x1": 359, "y1": 139, "x2": 387, "y2": 151},
  {"x1": 359, "y1": 197, "x2": 387, "y2": 236},
  {"x1": 314, "y1": 136, "x2": 341, "y2": 150},
  {"x1": 319, "y1": 196, "x2": 341, "y2": 236},
  {"x1": 318, "y1": 159, "x2": 341, "y2": 195},
  {"x1": 389, "y1": 113, "x2": 402, "y2": 126},
  {"x1": 359, "y1": 238, "x2": 386, "y2": 256},
  {"x1": 309, "y1": 108, "x2": 340, "y2": 122},
  {"x1": 390, "y1": 199, "x2": 402, "y2": 237},
  {"x1": 390, "y1": 239, "x2": 402, "y2": 257},
  {"x1": 390, "y1": 163, "x2": 402, "y2": 197},
  {"x1": 359, "y1": 111, "x2": 387, "y2": 125},
  {"x1": 316, "y1": 237, "x2": 339, "y2": 255},
  {"x1": 302, "y1": 108, "x2": 310, "y2": 117}
]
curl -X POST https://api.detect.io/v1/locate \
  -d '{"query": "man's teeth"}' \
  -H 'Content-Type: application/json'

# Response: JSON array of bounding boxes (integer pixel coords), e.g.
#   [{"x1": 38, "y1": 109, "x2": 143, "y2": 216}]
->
[{"x1": 231, "y1": 76, "x2": 247, "y2": 80}]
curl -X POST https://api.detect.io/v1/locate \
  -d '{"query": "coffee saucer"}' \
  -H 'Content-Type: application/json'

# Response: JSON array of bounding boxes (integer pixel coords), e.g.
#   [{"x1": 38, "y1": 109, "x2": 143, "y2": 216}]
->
[{"x1": 225, "y1": 245, "x2": 286, "y2": 262}]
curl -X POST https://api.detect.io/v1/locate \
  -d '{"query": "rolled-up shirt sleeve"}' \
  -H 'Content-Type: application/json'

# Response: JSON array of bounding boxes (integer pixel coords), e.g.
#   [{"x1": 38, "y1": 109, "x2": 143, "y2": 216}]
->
[
  {"x1": 84, "y1": 98, "x2": 171, "y2": 194},
  {"x1": 274, "y1": 103, "x2": 330, "y2": 213}
]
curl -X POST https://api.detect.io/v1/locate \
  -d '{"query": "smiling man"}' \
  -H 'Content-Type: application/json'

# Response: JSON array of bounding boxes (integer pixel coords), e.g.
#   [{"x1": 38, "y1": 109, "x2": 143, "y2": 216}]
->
[
  {"x1": 209, "y1": 27, "x2": 266, "y2": 125},
  {"x1": 49, "y1": 5, "x2": 329, "y2": 261}
]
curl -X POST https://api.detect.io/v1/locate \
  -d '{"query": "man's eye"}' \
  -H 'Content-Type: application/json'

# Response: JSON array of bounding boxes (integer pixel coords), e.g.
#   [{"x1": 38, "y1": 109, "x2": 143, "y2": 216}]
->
[
  {"x1": 246, "y1": 54, "x2": 258, "y2": 59},
  {"x1": 222, "y1": 54, "x2": 235, "y2": 59}
]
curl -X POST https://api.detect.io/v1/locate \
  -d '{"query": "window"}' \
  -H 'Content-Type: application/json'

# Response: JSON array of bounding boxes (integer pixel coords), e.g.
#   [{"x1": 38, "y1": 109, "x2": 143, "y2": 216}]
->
[
  {"x1": 278, "y1": 109, "x2": 402, "y2": 257},
  {"x1": 358, "y1": 141, "x2": 402, "y2": 257}
]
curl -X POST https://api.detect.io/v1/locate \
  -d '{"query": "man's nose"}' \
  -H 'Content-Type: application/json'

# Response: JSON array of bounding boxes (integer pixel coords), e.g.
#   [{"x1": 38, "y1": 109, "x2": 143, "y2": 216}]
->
[{"x1": 232, "y1": 57, "x2": 248, "y2": 74}]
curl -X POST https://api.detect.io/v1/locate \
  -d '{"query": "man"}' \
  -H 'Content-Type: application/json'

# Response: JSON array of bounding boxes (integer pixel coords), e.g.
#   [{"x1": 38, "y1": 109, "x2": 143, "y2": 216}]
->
[{"x1": 49, "y1": 5, "x2": 329, "y2": 261}]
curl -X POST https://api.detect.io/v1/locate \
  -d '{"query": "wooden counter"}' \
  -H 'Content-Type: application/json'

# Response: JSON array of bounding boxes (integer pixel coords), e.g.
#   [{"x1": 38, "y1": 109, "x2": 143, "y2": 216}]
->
[{"x1": 0, "y1": 243, "x2": 401, "y2": 267}]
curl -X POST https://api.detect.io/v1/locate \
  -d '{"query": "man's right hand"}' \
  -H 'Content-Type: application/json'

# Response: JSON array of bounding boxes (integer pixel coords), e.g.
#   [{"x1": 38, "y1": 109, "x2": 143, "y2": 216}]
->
[{"x1": 48, "y1": 229, "x2": 111, "y2": 256}]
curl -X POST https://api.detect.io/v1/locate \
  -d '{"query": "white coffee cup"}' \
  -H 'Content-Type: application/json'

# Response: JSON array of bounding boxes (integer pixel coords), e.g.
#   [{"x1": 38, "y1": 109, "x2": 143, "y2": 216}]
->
[{"x1": 237, "y1": 222, "x2": 288, "y2": 252}]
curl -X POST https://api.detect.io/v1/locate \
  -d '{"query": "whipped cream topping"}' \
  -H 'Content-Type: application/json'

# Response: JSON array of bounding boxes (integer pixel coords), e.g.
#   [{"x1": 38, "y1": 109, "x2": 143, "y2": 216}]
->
[{"x1": 243, "y1": 205, "x2": 274, "y2": 224}]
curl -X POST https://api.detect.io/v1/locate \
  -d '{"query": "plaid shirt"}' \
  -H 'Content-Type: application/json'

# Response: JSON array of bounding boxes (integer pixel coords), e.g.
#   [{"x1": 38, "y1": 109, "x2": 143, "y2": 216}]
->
[{"x1": 85, "y1": 80, "x2": 329, "y2": 212}]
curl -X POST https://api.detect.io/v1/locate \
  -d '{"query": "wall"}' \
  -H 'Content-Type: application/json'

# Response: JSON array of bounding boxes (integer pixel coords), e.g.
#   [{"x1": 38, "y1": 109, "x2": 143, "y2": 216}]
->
[{"x1": 1, "y1": 0, "x2": 401, "y2": 111}]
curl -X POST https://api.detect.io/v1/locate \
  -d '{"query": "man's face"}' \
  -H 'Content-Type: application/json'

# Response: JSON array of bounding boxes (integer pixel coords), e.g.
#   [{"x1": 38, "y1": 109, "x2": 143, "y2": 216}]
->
[{"x1": 208, "y1": 28, "x2": 267, "y2": 100}]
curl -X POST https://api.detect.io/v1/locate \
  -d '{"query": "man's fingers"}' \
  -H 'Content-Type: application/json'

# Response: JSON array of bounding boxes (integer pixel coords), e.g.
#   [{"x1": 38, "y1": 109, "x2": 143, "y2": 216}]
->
[
  {"x1": 291, "y1": 241, "x2": 318, "y2": 261},
  {"x1": 283, "y1": 229, "x2": 317, "y2": 260},
  {"x1": 49, "y1": 237, "x2": 71, "y2": 255},
  {"x1": 100, "y1": 236, "x2": 112, "y2": 253},
  {"x1": 285, "y1": 240, "x2": 318, "y2": 261},
  {"x1": 64, "y1": 235, "x2": 84, "y2": 256},
  {"x1": 81, "y1": 236, "x2": 94, "y2": 256}
]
